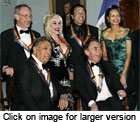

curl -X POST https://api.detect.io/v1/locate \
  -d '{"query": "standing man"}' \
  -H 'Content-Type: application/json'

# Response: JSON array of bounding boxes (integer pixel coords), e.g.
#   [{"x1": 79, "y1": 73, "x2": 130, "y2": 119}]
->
[
  {"x1": 1, "y1": 4, "x2": 40, "y2": 99},
  {"x1": 75, "y1": 38, "x2": 126, "y2": 110},
  {"x1": 64, "y1": 4, "x2": 98, "y2": 94},
  {"x1": 64, "y1": 4, "x2": 98, "y2": 110},
  {"x1": 12, "y1": 36, "x2": 68, "y2": 110},
  {"x1": 64, "y1": 4, "x2": 98, "y2": 75}
]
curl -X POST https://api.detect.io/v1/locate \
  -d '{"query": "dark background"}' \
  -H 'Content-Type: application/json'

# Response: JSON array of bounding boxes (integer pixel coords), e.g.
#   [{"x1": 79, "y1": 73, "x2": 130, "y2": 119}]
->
[{"x1": 56, "y1": 0, "x2": 80, "y2": 17}]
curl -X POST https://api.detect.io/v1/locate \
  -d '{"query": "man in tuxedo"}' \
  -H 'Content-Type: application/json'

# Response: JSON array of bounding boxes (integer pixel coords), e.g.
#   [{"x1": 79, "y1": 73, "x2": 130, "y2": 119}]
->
[
  {"x1": 64, "y1": 3, "x2": 98, "y2": 64},
  {"x1": 64, "y1": 4, "x2": 98, "y2": 110},
  {"x1": 75, "y1": 38, "x2": 126, "y2": 111},
  {"x1": 1, "y1": 4, "x2": 40, "y2": 99},
  {"x1": 12, "y1": 36, "x2": 68, "y2": 110},
  {"x1": 64, "y1": 4, "x2": 98, "y2": 84}
]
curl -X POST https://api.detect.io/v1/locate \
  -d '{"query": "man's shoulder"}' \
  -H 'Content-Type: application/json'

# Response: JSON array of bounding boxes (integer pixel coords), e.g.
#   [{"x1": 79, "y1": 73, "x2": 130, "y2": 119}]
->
[
  {"x1": 100, "y1": 60, "x2": 113, "y2": 69},
  {"x1": 100, "y1": 60, "x2": 117, "y2": 74},
  {"x1": 65, "y1": 26, "x2": 71, "y2": 31},
  {"x1": 63, "y1": 26, "x2": 71, "y2": 38},
  {"x1": 1, "y1": 28, "x2": 13, "y2": 35},
  {"x1": 87, "y1": 24, "x2": 98, "y2": 30},
  {"x1": 21, "y1": 58, "x2": 34, "y2": 71},
  {"x1": 31, "y1": 30, "x2": 41, "y2": 36},
  {"x1": 101, "y1": 59, "x2": 113, "y2": 64}
]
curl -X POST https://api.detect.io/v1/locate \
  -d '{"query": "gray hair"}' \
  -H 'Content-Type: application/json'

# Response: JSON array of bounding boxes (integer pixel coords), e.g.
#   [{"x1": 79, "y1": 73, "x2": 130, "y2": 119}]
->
[
  {"x1": 14, "y1": 4, "x2": 31, "y2": 24},
  {"x1": 14, "y1": 4, "x2": 31, "y2": 15},
  {"x1": 31, "y1": 36, "x2": 52, "y2": 54}
]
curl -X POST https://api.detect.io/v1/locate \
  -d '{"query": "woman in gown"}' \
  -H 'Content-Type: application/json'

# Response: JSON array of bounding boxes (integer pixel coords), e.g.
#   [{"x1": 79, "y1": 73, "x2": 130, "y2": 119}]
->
[
  {"x1": 44, "y1": 12, "x2": 74, "y2": 110},
  {"x1": 100, "y1": 5, "x2": 132, "y2": 89},
  {"x1": 100, "y1": 5, "x2": 136, "y2": 110}
]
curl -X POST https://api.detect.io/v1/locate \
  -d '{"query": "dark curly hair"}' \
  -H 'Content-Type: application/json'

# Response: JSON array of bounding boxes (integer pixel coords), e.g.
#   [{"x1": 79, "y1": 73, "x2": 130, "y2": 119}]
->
[
  {"x1": 105, "y1": 5, "x2": 124, "y2": 28},
  {"x1": 70, "y1": 4, "x2": 86, "y2": 24},
  {"x1": 30, "y1": 36, "x2": 52, "y2": 54}
]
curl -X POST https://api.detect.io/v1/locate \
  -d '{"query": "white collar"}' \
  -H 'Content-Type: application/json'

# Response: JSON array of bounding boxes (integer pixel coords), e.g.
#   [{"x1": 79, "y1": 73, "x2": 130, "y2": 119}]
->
[{"x1": 32, "y1": 54, "x2": 43, "y2": 70}]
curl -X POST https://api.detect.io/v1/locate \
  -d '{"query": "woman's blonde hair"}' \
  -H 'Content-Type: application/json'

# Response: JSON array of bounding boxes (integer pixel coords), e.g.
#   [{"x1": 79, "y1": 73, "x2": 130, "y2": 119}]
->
[{"x1": 44, "y1": 12, "x2": 63, "y2": 37}]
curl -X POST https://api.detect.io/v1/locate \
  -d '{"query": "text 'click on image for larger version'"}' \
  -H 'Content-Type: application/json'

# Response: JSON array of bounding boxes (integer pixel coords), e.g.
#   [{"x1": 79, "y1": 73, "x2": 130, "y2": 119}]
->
[{"x1": 0, "y1": 111, "x2": 139, "y2": 122}]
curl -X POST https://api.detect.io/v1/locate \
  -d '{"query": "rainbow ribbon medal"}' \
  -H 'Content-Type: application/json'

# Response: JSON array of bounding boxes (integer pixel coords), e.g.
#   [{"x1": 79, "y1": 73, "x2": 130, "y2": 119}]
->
[
  {"x1": 58, "y1": 36, "x2": 71, "y2": 58},
  {"x1": 30, "y1": 58, "x2": 51, "y2": 86},
  {"x1": 46, "y1": 71, "x2": 51, "y2": 86},
  {"x1": 70, "y1": 24, "x2": 90, "y2": 47},
  {"x1": 86, "y1": 62, "x2": 104, "y2": 93},
  {"x1": 52, "y1": 36, "x2": 71, "y2": 59},
  {"x1": 13, "y1": 28, "x2": 35, "y2": 52}
]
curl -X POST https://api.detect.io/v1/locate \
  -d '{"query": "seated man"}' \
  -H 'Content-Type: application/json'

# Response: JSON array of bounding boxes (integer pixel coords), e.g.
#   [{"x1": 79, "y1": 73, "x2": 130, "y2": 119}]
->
[
  {"x1": 75, "y1": 38, "x2": 126, "y2": 111},
  {"x1": 11, "y1": 36, "x2": 68, "y2": 111}
]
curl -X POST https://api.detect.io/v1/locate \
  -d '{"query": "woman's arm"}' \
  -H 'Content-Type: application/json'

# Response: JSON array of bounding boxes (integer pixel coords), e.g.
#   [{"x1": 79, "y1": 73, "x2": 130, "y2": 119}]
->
[
  {"x1": 120, "y1": 39, "x2": 132, "y2": 87},
  {"x1": 101, "y1": 41, "x2": 108, "y2": 61}
]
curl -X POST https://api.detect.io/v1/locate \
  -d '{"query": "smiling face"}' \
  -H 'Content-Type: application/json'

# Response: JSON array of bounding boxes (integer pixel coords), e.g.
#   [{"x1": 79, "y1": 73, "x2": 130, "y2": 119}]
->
[
  {"x1": 15, "y1": 7, "x2": 32, "y2": 30},
  {"x1": 84, "y1": 41, "x2": 102, "y2": 63},
  {"x1": 71, "y1": 6, "x2": 85, "y2": 25},
  {"x1": 49, "y1": 15, "x2": 62, "y2": 36},
  {"x1": 33, "y1": 41, "x2": 52, "y2": 64},
  {"x1": 108, "y1": 9, "x2": 121, "y2": 26}
]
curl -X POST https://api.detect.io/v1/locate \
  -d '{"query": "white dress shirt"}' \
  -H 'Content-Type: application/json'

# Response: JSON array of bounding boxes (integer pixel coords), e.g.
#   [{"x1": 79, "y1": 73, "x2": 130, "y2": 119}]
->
[
  {"x1": 88, "y1": 61, "x2": 112, "y2": 107},
  {"x1": 32, "y1": 54, "x2": 54, "y2": 98}
]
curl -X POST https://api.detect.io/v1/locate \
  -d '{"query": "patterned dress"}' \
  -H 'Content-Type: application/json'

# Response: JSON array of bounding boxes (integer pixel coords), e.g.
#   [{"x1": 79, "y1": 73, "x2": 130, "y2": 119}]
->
[
  {"x1": 100, "y1": 27, "x2": 132, "y2": 88},
  {"x1": 50, "y1": 36, "x2": 74, "y2": 110}
]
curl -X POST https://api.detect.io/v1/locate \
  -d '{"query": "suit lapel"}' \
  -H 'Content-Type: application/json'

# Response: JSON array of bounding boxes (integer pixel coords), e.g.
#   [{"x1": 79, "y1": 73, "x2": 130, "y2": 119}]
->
[
  {"x1": 100, "y1": 61, "x2": 111, "y2": 87},
  {"x1": 13, "y1": 27, "x2": 35, "y2": 57},
  {"x1": 38, "y1": 72, "x2": 49, "y2": 87},
  {"x1": 29, "y1": 30, "x2": 36, "y2": 43},
  {"x1": 13, "y1": 26, "x2": 27, "y2": 58},
  {"x1": 70, "y1": 24, "x2": 90, "y2": 48},
  {"x1": 29, "y1": 57, "x2": 49, "y2": 87}
]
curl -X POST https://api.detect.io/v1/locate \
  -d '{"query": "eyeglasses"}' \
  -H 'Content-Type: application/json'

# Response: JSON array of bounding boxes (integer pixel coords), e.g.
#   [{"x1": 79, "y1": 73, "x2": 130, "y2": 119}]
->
[{"x1": 18, "y1": 14, "x2": 32, "y2": 19}]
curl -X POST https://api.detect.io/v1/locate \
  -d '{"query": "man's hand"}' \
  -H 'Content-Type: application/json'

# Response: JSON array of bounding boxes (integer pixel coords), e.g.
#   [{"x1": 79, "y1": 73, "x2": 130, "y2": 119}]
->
[
  {"x1": 3, "y1": 66, "x2": 14, "y2": 77},
  {"x1": 117, "y1": 90, "x2": 126, "y2": 98},
  {"x1": 90, "y1": 103, "x2": 98, "y2": 111},
  {"x1": 68, "y1": 69, "x2": 74, "y2": 81},
  {"x1": 58, "y1": 94, "x2": 68, "y2": 110}
]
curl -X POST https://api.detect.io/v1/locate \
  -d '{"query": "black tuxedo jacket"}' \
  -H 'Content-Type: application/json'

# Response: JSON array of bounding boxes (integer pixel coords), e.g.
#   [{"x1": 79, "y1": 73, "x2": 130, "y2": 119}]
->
[
  {"x1": 75, "y1": 60, "x2": 124, "y2": 110},
  {"x1": 64, "y1": 24, "x2": 98, "y2": 68},
  {"x1": 12, "y1": 58, "x2": 66, "y2": 111},
  {"x1": 64, "y1": 23, "x2": 98, "y2": 89},
  {"x1": 1, "y1": 27, "x2": 40, "y2": 70},
  {"x1": 132, "y1": 29, "x2": 140, "y2": 110}
]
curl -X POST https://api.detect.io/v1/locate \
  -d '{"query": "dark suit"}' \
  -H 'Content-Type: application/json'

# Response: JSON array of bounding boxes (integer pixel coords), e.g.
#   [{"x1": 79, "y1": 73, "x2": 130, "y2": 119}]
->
[
  {"x1": 132, "y1": 29, "x2": 140, "y2": 110},
  {"x1": 65, "y1": 23, "x2": 98, "y2": 67},
  {"x1": 75, "y1": 60, "x2": 124, "y2": 110},
  {"x1": 11, "y1": 58, "x2": 65, "y2": 111},
  {"x1": 1, "y1": 26, "x2": 40, "y2": 69},
  {"x1": 1, "y1": 26, "x2": 40, "y2": 98},
  {"x1": 64, "y1": 23, "x2": 98, "y2": 88}
]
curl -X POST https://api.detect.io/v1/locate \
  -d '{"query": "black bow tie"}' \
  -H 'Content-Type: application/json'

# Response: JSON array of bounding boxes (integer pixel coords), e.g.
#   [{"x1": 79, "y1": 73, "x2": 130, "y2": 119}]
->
[
  {"x1": 90, "y1": 62, "x2": 100, "y2": 67},
  {"x1": 20, "y1": 29, "x2": 30, "y2": 34},
  {"x1": 42, "y1": 64, "x2": 46, "y2": 69}
]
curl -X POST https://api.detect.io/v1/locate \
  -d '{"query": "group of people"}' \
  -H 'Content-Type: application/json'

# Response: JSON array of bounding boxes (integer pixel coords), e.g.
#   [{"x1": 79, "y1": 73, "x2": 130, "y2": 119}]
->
[{"x1": 1, "y1": 3, "x2": 139, "y2": 111}]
